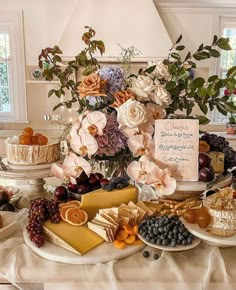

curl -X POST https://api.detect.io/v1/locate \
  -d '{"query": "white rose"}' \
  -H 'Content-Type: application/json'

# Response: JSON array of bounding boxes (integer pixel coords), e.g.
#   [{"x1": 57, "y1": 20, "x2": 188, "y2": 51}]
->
[
  {"x1": 131, "y1": 75, "x2": 155, "y2": 101},
  {"x1": 148, "y1": 60, "x2": 170, "y2": 81},
  {"x1": 150, "y1": 82, "x2": 171, "y2": 108},
  {"x1": 116, "y1": 99, "x2": 148, "y2": 128}
]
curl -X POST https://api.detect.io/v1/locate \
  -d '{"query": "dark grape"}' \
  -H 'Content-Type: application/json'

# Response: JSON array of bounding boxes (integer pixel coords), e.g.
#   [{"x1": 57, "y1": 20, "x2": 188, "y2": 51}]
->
[{"x1": 27, "y1": 198, "x2": 61, "y2": 248}]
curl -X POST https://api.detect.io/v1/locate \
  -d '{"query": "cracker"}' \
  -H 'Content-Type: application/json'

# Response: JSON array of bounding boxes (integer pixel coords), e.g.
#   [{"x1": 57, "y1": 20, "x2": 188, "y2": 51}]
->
[{"x1": 206, "y1": 227, "x2": 236, "y2": 237}]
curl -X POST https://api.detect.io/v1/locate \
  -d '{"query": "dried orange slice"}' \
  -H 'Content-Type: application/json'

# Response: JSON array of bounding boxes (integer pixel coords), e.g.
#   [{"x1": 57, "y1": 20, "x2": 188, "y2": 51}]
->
[
  {"x1": 60, "y1": 206, "x2": 73, "y2": 222},
  {"x1": 65, "y1": 207, "x2": 88, "y2": 226},
  {"x1": 65, "y1": 200, "x2": 81, "y2": 208}
]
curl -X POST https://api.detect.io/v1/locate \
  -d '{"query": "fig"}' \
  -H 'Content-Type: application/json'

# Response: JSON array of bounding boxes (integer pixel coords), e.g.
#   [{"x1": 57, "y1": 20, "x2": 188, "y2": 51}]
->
[
  {"x1": 54, "y1": 186, "x2": 68, "y2": 201},
  {"x1": 77, "y1": 184, "x2": 90, "y2": 195},
  {"x1": 0, "y1": 203, "x2": 15, "y2": 212},
  {"x1": 199, "y1": 153, "x2": 211, "y2": 168},
  {"x1": 199, "y1": 166, "x2": 215, "y2": 182},
  {"x1": 0, "y1": 190, "x2": 10, "y2": 206},
  {"x1": 199, "y1": 140, "x2": 210, "y2": 153}
]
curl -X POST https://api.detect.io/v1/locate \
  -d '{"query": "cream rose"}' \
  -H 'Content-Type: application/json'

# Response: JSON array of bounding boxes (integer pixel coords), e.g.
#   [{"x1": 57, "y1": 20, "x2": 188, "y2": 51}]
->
[
  {"x1": 150, "y1": 82, "x2": 171, "y2": 108},
  {"x1": 131, "y1": 75, "x2": 155, "y2": 101},
  {"x1": 78, "y1": 73, "x2": 107, "y2": 99},
  {"x1": 116, "y1": 99, "x2": 148, "y2": 128},
  {"x1": 148, "y1": 60, "x2": 170, "y2": 81}
]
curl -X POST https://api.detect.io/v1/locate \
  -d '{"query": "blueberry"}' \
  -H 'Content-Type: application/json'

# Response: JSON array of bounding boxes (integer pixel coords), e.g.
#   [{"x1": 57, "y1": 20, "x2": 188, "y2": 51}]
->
[
  {"x1": 168, "y1": 234, "x2": 173, "y2": 240},
  {"x1": 150, "y1": 238, "x2": 156, "y2": 244},
  {"x1": 173, "y1": 228, "x2": 178, "y2": 234},
  {"x1": 170, "y1": 241, "x2": 176, "y2": 247},
  {"x1": 143, "y1": 250, "x2": 149, "y2": 258},
  {"x1": 179, "y1": 227, "x2": 185, "y2": 233},
  {"x1": 182, "y1": 240, "x2": 188, "y2": 246},
  {"x1": 162, "y1": 239, "x2": 169, "y2": 246},
  {"x1": 116, "y1": 183, "x2": 124, "y2": 189},
  {"x1": 160, "y1": 234, "x2": 165, "y2": 240},
  {"x1": 156, "y1": 239, "x2": 162, "y2": 245},
  {"x1": 164, "y1": 226, "x2": 169, "y2": 233},
  {"x1": 172, "y1": 215, "x2": 179, "y2": 221},
  {"x1": 183, "y1": 231, "x2": 189, "y2": 237},
  {"x1": 153, "y1": 253, "x2": 159, "y2": 260},
  {"x1": 187, "y1": 237, "x2": 193, "y2": 244},
  {"x1": 178, "y1": 235, "x2": 184, "y2": 241},
  {"x1": 158, "y1": 227, "x2": 164, "y2": 233},
  {"x1": 150, "y1": 233, "x2": 154, "y2": 238},
  {"x1": 177, "y1": 239, "x2": 181, "y2": 245}
]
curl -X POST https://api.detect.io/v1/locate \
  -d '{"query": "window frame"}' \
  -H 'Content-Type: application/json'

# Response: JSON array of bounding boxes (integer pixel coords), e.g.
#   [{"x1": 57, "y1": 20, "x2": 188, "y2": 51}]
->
[
  {"x1": 0, "y1": 12, "x2": 27, "y2": 123},
  {"x1": 211, "y1": 15, "x2": 236, "y2": 124}
]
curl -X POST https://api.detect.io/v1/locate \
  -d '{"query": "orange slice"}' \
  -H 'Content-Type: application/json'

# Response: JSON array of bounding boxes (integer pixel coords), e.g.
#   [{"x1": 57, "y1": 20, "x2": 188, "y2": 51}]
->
[
  {"x1": 60, "y1": 206, "x2": 72, "y2": 222},
  {"x1": 65, "y1": 207, "x2": 88, "y2": 226},
  {"x1": 65, "y1": 200, "x2": 81, "y2": 208}
]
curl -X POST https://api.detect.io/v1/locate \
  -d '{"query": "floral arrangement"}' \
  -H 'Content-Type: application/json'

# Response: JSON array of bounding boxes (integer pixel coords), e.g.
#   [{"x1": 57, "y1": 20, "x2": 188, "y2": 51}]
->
[{"x1": 39, "y1": 27, "x2": 236, "y2": 197}]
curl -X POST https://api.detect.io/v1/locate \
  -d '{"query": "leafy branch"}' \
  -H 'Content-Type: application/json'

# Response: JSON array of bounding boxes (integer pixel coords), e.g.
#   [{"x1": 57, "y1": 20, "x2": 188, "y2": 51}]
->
[{"x1": 38, "y1": 26, "x2": 105, "y2": 111}]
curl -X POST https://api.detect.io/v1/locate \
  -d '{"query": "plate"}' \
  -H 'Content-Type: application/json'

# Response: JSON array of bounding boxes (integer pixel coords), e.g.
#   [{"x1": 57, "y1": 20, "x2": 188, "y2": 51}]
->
[
  {"x1": 0, "y1": 209, "x2": 28, "y2": 240},
  {"x1": 182, "y1": 219, "x2": 236, "y2": 247},
  {"x1": 23, "y1": 228, "x2": 145, "y2": 264},
  {"x1": 138, "y1": 234, "x2": 201, "y2": 252}
]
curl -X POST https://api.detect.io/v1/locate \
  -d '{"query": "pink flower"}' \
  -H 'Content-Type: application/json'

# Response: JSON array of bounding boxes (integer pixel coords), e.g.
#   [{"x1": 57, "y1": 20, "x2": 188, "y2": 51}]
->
[
  {"x1": 146, "y1": 103, "x2": 166, "y2": 125},
  {"x1": 224, "y1": 89, "x2": 230, "y2": 96},
  {"x1": 128, "y1": 134, "x2": 154, "y2": 157},
  {"x1": 51, "y1": 163, "x2": 69, "y2": 181},
  {"x1": 81, "y1": 111, "x2": 107, "y2": 136},
  {"x1": 127, "y1": 156, "x2": 163, "y2": 184},
  {"x1": 152, "y1": 168, "x2": 176, "y2": 197},
  {"x1": 70, "y1": 131, "x2": 98, "y2": 158},
  {"x1": 62, "y1": 152, "x2": 92, "y2": 178}
]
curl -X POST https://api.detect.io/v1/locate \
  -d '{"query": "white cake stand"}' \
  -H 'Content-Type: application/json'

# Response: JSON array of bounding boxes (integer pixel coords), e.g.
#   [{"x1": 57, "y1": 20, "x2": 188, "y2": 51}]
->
[{"x1": 0, "y1": 158, "x2": 54, "y2": 207}]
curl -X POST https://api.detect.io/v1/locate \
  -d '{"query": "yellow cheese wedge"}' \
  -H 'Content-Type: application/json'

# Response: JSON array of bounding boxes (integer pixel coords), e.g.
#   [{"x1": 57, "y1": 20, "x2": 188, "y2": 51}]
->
[
  {"x1": 80, "y1": 184, "x2": 139, "y2": 220},
  {"x1": 43, "y1": 220, "x2": 104, "y2": 255}
]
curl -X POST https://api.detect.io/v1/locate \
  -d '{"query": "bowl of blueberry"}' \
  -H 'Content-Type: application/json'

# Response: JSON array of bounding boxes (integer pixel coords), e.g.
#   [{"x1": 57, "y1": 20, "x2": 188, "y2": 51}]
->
[{"x1": 138, "y1": 215, "x2": 201, "y2": 251}]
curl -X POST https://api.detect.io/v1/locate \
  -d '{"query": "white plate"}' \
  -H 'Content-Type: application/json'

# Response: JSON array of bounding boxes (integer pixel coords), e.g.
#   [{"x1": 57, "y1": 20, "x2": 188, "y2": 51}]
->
[
  {"x1": 182, "y1": 219, "x2": 236, "y2": 247},
  {"x1": 0, "y1": 209, "x2": 28, "y2": 240},
  {"x1": 138, "y1": 234, "x2": 201, "y2": 252},
  {"x1": 23, "y1": 228, "x2": 145, "y2": 264}
]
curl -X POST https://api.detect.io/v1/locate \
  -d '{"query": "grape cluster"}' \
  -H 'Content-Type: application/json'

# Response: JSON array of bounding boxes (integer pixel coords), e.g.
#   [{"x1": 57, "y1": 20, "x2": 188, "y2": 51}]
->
[
  {"x1": 201, "y1": 133, "x2": 236, "y2": 169},
  {"x1": 102, "y1": 176, "x2": 130, "y2": 191},
  {"x1": 26, "y1": 198, "x2": 61, "y2": 248},
  {"x1": 139, "y1": 215, "x2": 194, "y2": 247}
]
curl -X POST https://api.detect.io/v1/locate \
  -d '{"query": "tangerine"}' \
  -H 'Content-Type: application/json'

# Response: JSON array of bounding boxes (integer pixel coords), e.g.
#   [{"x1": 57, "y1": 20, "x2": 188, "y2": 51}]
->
[
  {"x1": 65, "y1": 207, "x2": 88, "y2": 226},
  {"x1": 19, "y1": 135, "x2": 31, "y2": 145},
  {"x1": 31, "y1": 135, "x2": 39, "y2": 145},
  {"x1": 23, "y1": 127, "x2": 34, "y2": 136},
  {"x1": 38, "y1": 135, "x2": 48, "y2": 145}
]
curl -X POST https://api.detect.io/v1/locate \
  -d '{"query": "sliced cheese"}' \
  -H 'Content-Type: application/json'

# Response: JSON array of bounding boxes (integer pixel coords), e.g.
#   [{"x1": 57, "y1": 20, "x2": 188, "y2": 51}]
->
[
  {"x1": 80, "y1": 184, "x2": 139, "y2": 220},
  {"x1": 208, "y1": 152, "x2": 224, "y2": 173},
  {"x1": 43, "y1": 220, "x2": 104, "y2": 255}
]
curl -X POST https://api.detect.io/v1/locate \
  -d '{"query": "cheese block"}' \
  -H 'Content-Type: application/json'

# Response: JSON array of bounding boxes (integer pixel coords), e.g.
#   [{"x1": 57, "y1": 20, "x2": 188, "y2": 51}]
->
[
  {"x1": 80, "y1": 184, "x2": 139, "y2": 220},
  {"x1": 43, "y1": 220, "x2": 104, "y2": 255},
  {"x1": 208, "y1": 152, "x2": 224, "y2": 173}
]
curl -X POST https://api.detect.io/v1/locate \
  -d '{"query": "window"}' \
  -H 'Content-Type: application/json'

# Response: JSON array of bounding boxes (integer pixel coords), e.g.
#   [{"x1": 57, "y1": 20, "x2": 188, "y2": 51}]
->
[
  {"x1": 0, "y1": 12, "x2": 27, "y2": 123},
  {"x1": 213, "y1": 17, "x2": 236, "y2": 123}
]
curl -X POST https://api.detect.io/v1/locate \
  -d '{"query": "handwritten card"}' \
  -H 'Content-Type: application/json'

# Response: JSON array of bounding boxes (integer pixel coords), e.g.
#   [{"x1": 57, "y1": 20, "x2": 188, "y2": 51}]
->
[{"x1": 155, "y1": 119, "x2": 199, "y2": 181}]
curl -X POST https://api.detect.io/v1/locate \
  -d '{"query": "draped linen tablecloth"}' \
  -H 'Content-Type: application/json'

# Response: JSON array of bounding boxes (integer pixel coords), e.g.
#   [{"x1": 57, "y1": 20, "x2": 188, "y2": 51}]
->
[{"x1": 0, "y1": 222, "x2": 236, "y2": 290}]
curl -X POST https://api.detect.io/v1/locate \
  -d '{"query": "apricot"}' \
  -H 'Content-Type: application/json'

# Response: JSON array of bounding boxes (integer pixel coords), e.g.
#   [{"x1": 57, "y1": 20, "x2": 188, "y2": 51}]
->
[
  {"x1": 199, "y1": 140, "x2": 210, "y2": 153},
  {"x1": 123, "y1": 224, "x2": 133, "y2": 235},
  {"x1": 115, "y1": 230, "x2": 128, "y2": 241},
  {"x1": 132, "y1": 239, "x2": 144, "y2": 246},
  {"x1": 113, "y1": 240, "x2": 126, "y2": 249},
  {"x1": 124, "y1": 235, "x2": 136, "y2": 245}
]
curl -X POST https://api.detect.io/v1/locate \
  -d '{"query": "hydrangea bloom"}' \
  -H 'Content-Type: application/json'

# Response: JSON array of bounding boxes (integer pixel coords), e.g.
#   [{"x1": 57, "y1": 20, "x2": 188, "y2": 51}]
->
[{"x1": 99, "y1": 66, "x2": 125, "y2": 94}]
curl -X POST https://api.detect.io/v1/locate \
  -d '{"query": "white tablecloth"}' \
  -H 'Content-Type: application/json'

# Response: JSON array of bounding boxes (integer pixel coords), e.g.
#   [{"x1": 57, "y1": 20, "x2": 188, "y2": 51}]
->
[{"x1": 0, "y1": 222, "x2": 236, "y2": 290}]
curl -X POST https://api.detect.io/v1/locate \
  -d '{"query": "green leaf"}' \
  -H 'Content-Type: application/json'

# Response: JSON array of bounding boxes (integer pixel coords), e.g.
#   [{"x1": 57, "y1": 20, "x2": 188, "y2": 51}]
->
[
  {"x1": 54, "y1": 90, "x2": 61, "y2": 98},
  {"x1": 199, "y1": 103, "x2": 208, "y2": 115},
  {"x1": 193, "y1": 51, "x2": 211, "y2": 61},
  {"x1": 192, "y1": 77, "x2": 205, "y2": 88},
  {"x1": 145, "y1": 65, "x2": 156, "y2": 74},
  {"x1": 176, "y1": 45, "x2": 185, "y2": 51},
  {"x1": 176, "y1": 35, "x2": 182, "y2": 44},
  {"x1": 209, "y1": 49, "x2": 220, "y2": 58},
  {"x1": 198, "y1": 87, "x2": 207, "y2": 98},
  {"x1": 224, "y1": 103, "x2": 236, "y2": 113},
  {"x1": 53, "y1": 103, "x2": 64, "y2": 111},
  {"x1": 226, "y1": 66, "x2": 236, "y2": 78},
  {"x1": 197, "y1": 116, "x2": 210, "y2": 125},
  {"x1": 229, "y1": 116, "x2": 236, "y2": 124},
  {"x1": 188, "y1": 61, "x2": 196, "y2": 68},
  {"x1": 208, "y1": 75, "x2": 218, "y2": 82},
  {"x1": 207, "y1": 84, "x2": 216, "y2": 96},
  {"x1": 197, "y1": 44, "x2": 204, "y2": 52},
  {"x1": 165, "y1": 81, "x2": 176, "y2": 90},
  {"x1": 216, "y1": 37, "x2": 231, "y2": 50},
  {"x1": 171, "y1": 52, "x2": 181, "y2": 60},
  {"x1": 184, "y1": 52, "x2": 191, "y2": 61},
  {"x1": 48, "y1": 89, "x2": 55, "y2": 98},
  {"x1": 212, "y1": 35, "x2": 218, "y2": 45}
]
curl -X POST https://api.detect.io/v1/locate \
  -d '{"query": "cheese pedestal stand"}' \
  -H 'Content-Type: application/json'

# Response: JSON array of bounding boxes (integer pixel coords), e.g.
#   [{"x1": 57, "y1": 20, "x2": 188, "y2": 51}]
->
[
  {"x1": 23, "y1": 227, "x2": 145, "y2": 264},
  {"x1": 0, "y1": 158, "x2": 53, "y2": 208}
]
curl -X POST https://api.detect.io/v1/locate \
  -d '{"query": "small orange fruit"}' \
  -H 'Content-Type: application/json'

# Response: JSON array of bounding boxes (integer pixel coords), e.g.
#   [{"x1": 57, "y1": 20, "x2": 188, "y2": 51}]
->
[
  {"x1": 199, "y1": 140, "x2": 210, "y2": 153},
  {"x1": 124, "y1": 235, "x2": 136, "y2": 245},
  {"x1": 132, "y1": 239, "x2": 143, "y2": 246},
  {"x1": 115, "y1": 230, "x2": 129, "y2": 241},
  {"x1": 113, "y1": 240, "x2": 126, "y2": 249},
  {"x1": 65, "y1": 207, "x2": 88, "y2": 226},
  {"x1": 38, "y1": 135, "x2": 48, "y2": 145},
  {"x1": 19, "y1": 135, "x2": 31, "y2": 145},
  {"x1": 123, "y1": 224, "x2": 133, "y2": 235},
  {"x1": 23, "y1": 127, "x2": 34, "y2": 136}
]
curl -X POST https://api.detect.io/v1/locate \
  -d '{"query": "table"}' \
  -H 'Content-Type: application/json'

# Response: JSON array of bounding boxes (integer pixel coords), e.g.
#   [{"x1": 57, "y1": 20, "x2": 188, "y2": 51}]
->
[{"x1": 0, "y1": 179, "x2": 236, "y2": 290}]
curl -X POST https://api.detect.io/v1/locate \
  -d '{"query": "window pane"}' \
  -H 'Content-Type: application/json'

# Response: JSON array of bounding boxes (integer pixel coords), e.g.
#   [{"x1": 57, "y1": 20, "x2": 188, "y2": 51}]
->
[{"x1": 0, "y1": 31, "x2": 10, "y2": 113}]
